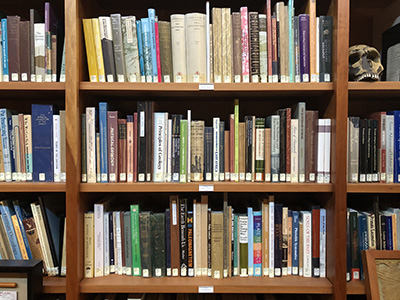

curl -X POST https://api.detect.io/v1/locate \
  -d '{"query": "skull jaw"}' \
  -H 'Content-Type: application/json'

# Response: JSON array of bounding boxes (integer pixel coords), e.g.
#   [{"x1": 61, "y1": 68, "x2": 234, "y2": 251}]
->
[{"x1": 354, "y1": 71, "x2": 380, "y2": 81}]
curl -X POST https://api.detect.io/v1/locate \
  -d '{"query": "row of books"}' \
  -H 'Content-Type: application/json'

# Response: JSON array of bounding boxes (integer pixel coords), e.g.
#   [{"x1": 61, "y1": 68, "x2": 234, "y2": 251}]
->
[
  {"x1": 82, "y1": 101, "x2": 331, "y2": 183},
  {"x1": 85, "y1": 194, "x2": 327, "y2": 279},
  {"x1": 347, "y1": 112, "x2": 400, "y2": 183},
  {"x1": 0, "y1": 105, "x2": 66, "y2": 182},
  {"x1": 0, "y1": 3, "x2": 65, "y2": 82},
  {"x1": 0, "y1": 195, "x2": 66, "y2": 276},
  {"x1": 82, "y1": 2, "x2": 332, "y2": 84},
  {"x1": 346, "y1": 206, "x2": 400, "y2": 281}
]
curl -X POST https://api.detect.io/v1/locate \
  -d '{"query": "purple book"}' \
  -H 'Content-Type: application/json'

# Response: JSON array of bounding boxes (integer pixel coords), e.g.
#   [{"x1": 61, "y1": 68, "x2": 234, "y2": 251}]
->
[
  {"x1": 45, "y1": 2, "x2": 58, "y2": 34},
  {"x1": 107, "y1": 111, "x2": 118, "y2": 182},
  {"x1": 299, "y1": 14, "x2": 310, "y2": 83}
]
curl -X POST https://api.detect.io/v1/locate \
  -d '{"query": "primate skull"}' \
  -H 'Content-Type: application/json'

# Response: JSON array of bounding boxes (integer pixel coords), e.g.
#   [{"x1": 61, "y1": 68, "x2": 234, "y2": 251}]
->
[{"x1": 349, "y1": 45, "x2": 383, "y2": 81}]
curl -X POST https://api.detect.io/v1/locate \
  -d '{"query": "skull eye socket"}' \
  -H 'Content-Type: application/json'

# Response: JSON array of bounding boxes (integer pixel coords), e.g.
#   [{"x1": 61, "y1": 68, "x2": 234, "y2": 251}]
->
[
  {"x1": 367, "y1": 50, "x2": 380, "y2": 63},
  {"x1": 349, "y1": 53, "x2": 360, "y2": 65}
]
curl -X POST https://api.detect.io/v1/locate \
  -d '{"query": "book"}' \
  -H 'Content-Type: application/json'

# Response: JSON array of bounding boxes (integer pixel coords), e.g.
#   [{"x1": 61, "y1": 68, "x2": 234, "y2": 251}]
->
[
  {"x1": 91, "y1": 18, "x2": 106, "y2": 82},
  {"x1": 139, "y1": 212, "x2": 152, "y2": 277},
  {"x1": 211, "y1": 211, "x2": 224, "y2": 279},
  {"x1": 249, "y1": 12, "x2": 260, "y2": 83},
  {"x1": 299, "y1": 15, "x2": 310, "y2": 83},
  {"x1": 121, "y1": 16, "x2": 140, "y2": 82},
  {"x1": 82, "y1": 19, "x2": 98, "y2": 82},
  {"x1": 186, "y1": 13, "x2": 206, "y2": 83},
  {"x1": 170, "y1": 15, "x2": 186, "y2": 82},
  {"x1": 158, "y1": 21, "x2": 173, "y2": 82},
  {"x1": 131, "y1": 205, "x2": 141, "y2": 276},
  {"x1": 151, "y1": 213, "x2": 166, "y2": 277},
  {"x1": 110, "y1": 14, "x2": 126, "y2": 82},
  {"x1": 84, "y1": 212, "x2": 94, "y2": 278},
  {"x1": 98, "y1": 16, "x2": 116, "y2": 82}
]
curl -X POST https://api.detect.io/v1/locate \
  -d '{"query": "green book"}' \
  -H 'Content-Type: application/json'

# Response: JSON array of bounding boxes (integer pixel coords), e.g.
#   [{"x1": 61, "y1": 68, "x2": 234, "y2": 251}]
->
[
  {"x1": 234, "y1": 99, "x2": 239, "y2": 181},
  {"x1": 151, "y1": 212, "x2": 166, "y2": 277},
  {"x1": 139, "y1": 211, "x2": 152, "y2": 277},
  {"x1": 180, "y1": 119, "x2": 188, "y2": 183},
  {"x1": 130, "y1": 204, "x2": 141, "y2": 276}
]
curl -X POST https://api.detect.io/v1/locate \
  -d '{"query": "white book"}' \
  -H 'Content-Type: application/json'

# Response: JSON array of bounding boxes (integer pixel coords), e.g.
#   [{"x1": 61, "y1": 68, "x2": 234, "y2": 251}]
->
[
  {"x1": 316, "y1": 17, "x2": 320, "y2": 82},
  {"x1": 167, "y1": 119, "x2": 172, "y2": 182},
  {"x1": 268, "y1": 198, "x2": 274, "y2": 278},
  {"x1": 323, "y1": 119, "x2": 331, "y2": 183},
  {"x1": 300, "y1": 210, "x2": 312, "y2": 277},
  {"x1": 317, "y1": 119, "x2": 325, "y2": 183},
  {"x1": 53, "y1": 115, "x2": 61, "y2": 182},
  {"x1": 187, "y1": 110, "x2": 191, "y2": 182},
  {"x1": 171, "y1": 14, "x2": 187, "y2": 82},
  {"x1": 367, "y1": 213, "x2": 376, "y2": 250},
  {"x1": 386, "y1": 115, "x2": 394, "y2": 183},
  {"x1": 94, "y1": 202, "x2": 105, "y2": 277},
  {"x1": 251, "y1": 116, "x2": 256, "y2": 182},
  {"x1": 239, "y1": 215, "x2": 248, "y2": 277},
  {"x1": 185, "y1": 13, "x2": 206, "y2": 83},
  {"x1": 319, "y1": 208, "x2": 326, "y2": 278},
  {"x1": 103, "y1": 212, "x2": 110, "y2": 276},
  {"x1": 23, "y1": 115, "x2": 33, "y2": 181},
  {"x1": 206, "y1": 2, "x2": 211, "y2": 82},
  {"x1": 11, "y1": 115, "x2": 20, "y2": 181},
  {"x1": 121, "y1": 16, "x2": 141, "y2": 83},
  {"x1": 114, "y1": 212, "x2": 123, "y2": 275},
  {"x1": 213, "y1": 117, "x2": 220, "y2": 181},
  {"x1": 86, "y1": 107, "x2": 96, "y2": 183},
  {"x1": 34, "y1": 23, "x2": 46, "y2": 82},
  {"x1": 291, "y1": 119, "x2": 299, "y2": 183},
  {"x1": 153, "y1": 112, "x2": 167, "y2": 182}
]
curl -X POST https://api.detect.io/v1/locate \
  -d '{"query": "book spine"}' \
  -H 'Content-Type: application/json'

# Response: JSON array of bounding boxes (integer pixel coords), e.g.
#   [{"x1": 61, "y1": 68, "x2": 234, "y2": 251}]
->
[
  {"x1": 153, "y1": 113, "x2": 166, "y2": 182},
  {"x1": 271, "y1": 115, "x2": 280, "y2": 182},
  {"x1": 121, "y1": 16, "x2": 140, "y2": 82},
  {"x1": 312, "y1": 207, "x2": 320, "y2": 277},
  {"x1": 253, "y1": 211, "x2": 262, "y2": 276},
  {"x1": 23, "y1": 115, "x2": 33, "y2": 181},
  {"x1": 259, "y1": 14, "x2": 268, "y2": 83},
  {"x1": 386, "y1": 115, "x2": 394, "y2": 183},
  {"x1": 265, "y1": 128, "x2": 271, "y2": 182},
  {"x1": 232, "y1": 12, "x2": 242, "y2": 83},
  {"x1": 7, "y1": 114, "x2": 16, "y2": 181},
  {"x1": 213, "y1": 117, "x2": 220, "y2": 181},
  {"x1": 124, "y1": 212, "x2": 132, "y2": 275},
  {"x1": 212, "y1": 8, "x2": 222, "y2": 83},
  {"x1": 53, "y1": 115, "x2": 61, "y2": 182},
  {"x1": 155, "y1": 21, "x2": 162, "y2": 83},
  {"x1": 249, "y1": 12, "x2": 260, "y2": 83},
  {"x1": 266, "y1": 0, "x2": 272, "y2": 82},
  {"x1": 2, "y1": 19, "x2": 9, "y2": 81},
  {"x1": 349, "y1": 211, "x2": 360, "y2": 280},
  {"x1": 84, "y1": 212, "x2": 94, "y2": 278},
  {"x1": 159, "y1": 21, "x2": 173, "y2": 83},
  {"x1": 107, "y1": 111, "x2": 118, "y2": 182},
  {"x1": 136, "y1": 20, "x2": 145, "y2": 82},
  {"x1": 278, "y1": 109, "x2": 286, "y2": 182},
  {"x1": 81, "y1": 114, "x2": 87, "y2": 182},
  {"x1": 179, "y1": 198, "x2": 188, "y2": 276},
  {"x1": 271, "y1": 15, "x2": 278, "y2": 82},
  {"x1": 151, "y1": 213, "x2": 166, "y2": 277},
  {"x1": 294, "y1": 16, "x2": 301, "y2": 82},
  {"x1": 302, "y1": 211, "x2": 312, "y2": 277},
  {"x1": 82, "y1": 19, "x2": 98, "y2": 82},
  {"x1": 180, "y1": 120, "x2": 187, "y2": 183},
  {"x1": 99, "y1": 103, "x2": 108, "y2": 182},
  {"x1": 103, "y1": 212, "x2": 109, "y2": 275},
  {"x1": 141, "y1": 18, "x2": 153, "y2": 82},
  {"x1": 99, "y1": 17, "x2": 116, "y2": 82},
  {"x1": 165, "y1": 209, "x2": 171, "y2": 276},
  {"x1": 130, "y1": 205, "x2": 141, "y2": 276},
  {"x1": 239, "y1": 215, "x2": 248, "y2": 277},
  {"x1": 274, "y1": 204, "x2": 282, "y2": 277},
  {"x1": 91, "y1": 18, "x2": 106, "y2": 82},
  {"x1": 170, "y1": 195, "x2": 180, "y2": 276},
  {"x1": 268, "y1": 198, "x2": 274, "y2": 278},
  {"x1": 292, "y1": 211, "x2": 299, "y2": 275},
  {"x1": 245, "y1": 116, "x2": 253, "y2": 182},
  {"x1": 171, "y1": 114, "x2": 181, "y2": 182},
  {"x1": 139, "y1": 212, "x2": 152, "y2": 277},
  {"x1": 230, "y1": 114, "x2": 235, "y2": 181},
  {"x1": 240, "y1": 7, "x2": 250, "y2": 83},
  {"x1": 225, "y1": 131, "x2": 230, "y2": 181},
  {"x1": 222, "y1": 8, "x2": 232, "y2": 83},
  {"x1": 247, "y1": 207, "x2": 254, "y2": 276},
  {"x1": 219, "y1": 122, "x2": 225, "y2": 181},
  {"x1": 8, "y1": 16, "x2": 21, "y2": 82},
  {"x1": 299, "y1": 15, "x2": 310, "y2": 82},
  {"x1": 255, "y1": 118, "x2": 265, "y2": 181},
  {"x1": 204, "y1": 126, "x2": 213, "y2": 181},
  {"x1": 148, "y1": 9, "x2": 158, "y2": 82},
  {"x1": 187, "y1": 210, "x2": 194, "y2": 276},
  {"x1": 170, "y1": 14, "x2": 186, "y2": 82},
  {"x1": 319, "y1": 208, "x2": 327, "y2": 278},
  {"x1": 291, "y1": 119, "x2": 299, "y2": 182},
  {"x1": 282, "y1": 207, "x2": 288, "y2": 276},
  {"x1": 234, "y1": 99, "x2": 239, "y2": 181},
  {"x1": 94, "y1": 203, "x2": 104, "y2": 277},
  {"x1": 86, "y1": 108, "x2": 96, "y2": 183},
  {"x1": 0, "y1": 110, "x2": 11, "y2": 181},
  {"x1": 308, "y1": 0, "x2": 317, "y2": 82},
  {"x1": 118, "y1": 119, "x2": 127, "y2": 182},
  {"x1": 211, "y1": 211, "x2": 224, "y2": 279}
]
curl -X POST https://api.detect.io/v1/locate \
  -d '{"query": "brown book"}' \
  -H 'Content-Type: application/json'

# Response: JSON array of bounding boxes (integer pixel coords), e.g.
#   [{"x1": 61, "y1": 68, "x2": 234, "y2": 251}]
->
[
  {"x1": 0, "y1": 216, "x2": 13, "y2": 259},
  {"x1": 19, "y1": 20, "x2": 30, "y2": 81},
  {"x1": 211, "y1": 211, "x2": 224, "y2": 279},
  {"x1": 8, "y1": 16, "x2": 21, "y2": 81},
  {"x1": 159, "y1": 21, "x2": 173, "y2": 83},
  {"x1": 51, "y1": 34, "x2": 57, "y2": 82},
  {"x1": 230, "y1": 114, "x2": 235, "y2": 181},
  {"x1": 305, "y1": 110, "x2": 318, "y2": 182},
  {"x1": 212, "y1": 8, "x2": 222, "y2": 83},
  {"x1": 239, "y1": 122, "x2": 246, "y2": 181},
  {"x1": 265, "y1": 128, "x2": 271, "y2": 182},
  {"x1": 201, "y1": 195, "x2": 208, "y2": 276},
  {"x1": 22, "y1": 214, "x2": 45, "y2": 262},
  {"x1": 232, "y1": 12, "x2": 242, "y2": 83},
  {"x1": 169, "y1": 195, "x2": 180, "y2": 276},
  {"x1": 249, "y1": 12, "x2": 260, "y2": 83},
  {"x1": 222, "y1": 8, "x2": 232, "y2": 83},
  {"x1": 194, "y1": 200, "x2": 202, "y2": 276},
  {"x1": 18, "y1": 114, "x2": 26, "y2": 180},
  {"x1": 286, "y1": 108, "x2": 291, "y2": 182},
  {"x1": 118, "y1": 119, "x2": 127, "y2": 182},
  {"x1": 190, "y1": 120, "x2": 204, "y2": 182},
  {"x1": 224, "y1": 130, "x2": 230, "y2": 181},
  {"x1": 305, "y1": 0, "x2": 317, "y2": 82}
]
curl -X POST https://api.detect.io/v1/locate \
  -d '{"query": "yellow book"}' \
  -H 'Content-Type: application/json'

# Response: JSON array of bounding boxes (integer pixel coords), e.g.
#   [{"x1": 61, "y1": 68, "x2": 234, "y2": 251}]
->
[
  {"x1": 84, "y1": 212, "x2": 94, "y2": 278},
  {"x1": 11, "y1": 215, "x2": 29, "y2": 259},
  {"x1": 82, "y1": 19, "x2": 98, "y2": 82},
  {"x1": 91, "y1": 18, "x2": 106, "y2": 82}
]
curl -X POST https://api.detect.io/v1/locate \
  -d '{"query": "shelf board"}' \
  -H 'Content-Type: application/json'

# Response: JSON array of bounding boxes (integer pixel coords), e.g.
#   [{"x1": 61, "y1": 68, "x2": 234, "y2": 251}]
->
[
  {"x1": 0, "y1": 183, "x2": 66, "y2": 192},
  {"x1": 0, "y1": 82, "x2": 65, "y2": 91},
  {"x1": 43, "y1": 276, "x2": 66, "y2": 294},
  {"x1": 80, "y1": 82, "x2": 333, "y2": 97},
  {"x1": 346, "y1": 280, "x2": 365, "y2": 295},
  {"x1": 80, "y1": 275, "x2": 333, "y2": 294},
  {"x1": 349, "y1": 82, "x2": 400, "y2": 97},
  {"x1": 80, "y1": 182, "x2": 333, "y2": 193},
  {"x1": 347, "y1": 183, "x2": 400, "y2": 193}
]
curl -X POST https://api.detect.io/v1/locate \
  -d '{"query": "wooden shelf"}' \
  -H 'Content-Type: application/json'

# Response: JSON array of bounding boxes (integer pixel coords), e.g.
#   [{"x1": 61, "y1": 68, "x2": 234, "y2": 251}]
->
[
  {"x1": 346, "y1": 280, "x2": 366, "y2": 295},
  {"x1": 80, "y1": 82, "x2": 334, "y2": 97},
  {"x1": 0, "y1": 183, "x2": 66, "y2": 192},
  {"x1": 347, "y1": 183, "x2": 400, "y2": 193},
  {"x1": 0, "y1": 82, "x2": 65, "y2": 91},
  {"x1": 43, "y1": 276, "x2": 66, "y2": 294},
  {"x1": 349, "y1": 82, "x2": 400, "y2": 97},
  {"x1": 80, "y1": 182, "x2": 333, "y2": 193},
  {"x1": 80, "y1": 275, "x2": 333, "y2": 294}
]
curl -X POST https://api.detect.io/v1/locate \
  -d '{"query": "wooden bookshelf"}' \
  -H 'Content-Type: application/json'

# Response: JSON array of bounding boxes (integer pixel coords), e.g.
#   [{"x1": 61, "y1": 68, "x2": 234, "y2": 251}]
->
[
  {"x1": 43, "y1": 276, "x2": 67, "y2": 294},
  {"x1": 347, "y1": 184, "x2": 400, "y2": 193},
  {"x1": 0, "y1": 82, "x2": 66, "y2": 91},
  {"x1": 0, "y1": 183, "x2": 66, "y2": 192},
  {"x1": 348, "y1": 82, "x2": 400, "y2": 97},
  {"x1": 80, "y1": 275, "x2": 333, "y2": 294},
  {"x1": 346, "y1": 281, "x2": 366, "y2": 295}
]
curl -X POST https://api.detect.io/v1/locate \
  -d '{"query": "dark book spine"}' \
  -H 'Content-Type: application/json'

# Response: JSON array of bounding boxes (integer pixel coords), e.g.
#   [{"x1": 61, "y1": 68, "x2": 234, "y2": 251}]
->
[
  {"x1": 380, "y1": 214, "x2": 387, "y2": 250},
  {"x1": 305, "y1": 111, "x2": 318, "y2": 182},
  {"x1": 208, "y1": 208, "x2": 212, "y2": 275},
  {"x1": 232, "y1": 12, "x2": 242, "y2": 82},
  {"x1": 19, "y1": 21, "x2": 30, "y2": 81},
  {"x1": 151, "y1": 213, "x2": 166, "y2": 277},
  {"x1": 367, "y1": 119, "x2": 373, "y2": 182},
  {"x1": 171, "y1": 114, "x2": 182, "y2": 182},
  {"x1": 278, "y1": 109, "x2": 286, "y2": 181},
  {"x1": 276, "y1": 19, "x2": 281, "y2": 81},
  {"x1": 101, "y1": 38, "x2": 116, "y2": 82},
  {"x1": 165, "y1": 208, "x2": 171, "y2": 276},
  {"x1": 311, "y1": 207, "x2": 320, "y2": 277},
  {"x1": 274, "y1": 203, "x2": 283, "y2": 277},
  {"x1": 372, "y1": 120, "x2": 378, "y2": 182},
  {"x1": 81, "y1": 114, "x2": 87, "y2": 182},
  {"x1": 158, "y1": 21, "x2": 173, "y2": 82},
  {"x1": 7, "y1": 16, "x2": 21, "y2": 81},
  {"x1": 118, "y1": 119, "x2": 127, "y2": 182},
  {"x1": 137, "y1": 102, "x2": 146, "y2": 182},
  {"x1": 249, "y1": 12, "x2": 260, "y2": 82},
  {"x1": 299, "y1": 14, "x2": 310, "y2": 82},
  {"x1": 346, "y1": 211, "x2": 351, "y2": 281},
  {"x1": 204, "y1": 127, "x2": 213, "y2": 181},
  {"x1": 107, "y1": 111, "x2": 118, "y2": 182},
  {"x1": 179, "y1": 198, "x2": 188, "y2": 276},
  {"x1": 109, "y1": 211, "x2": 115, "y2": 273},
  {"x1": 349, "y1": 211, "x2": 360, "y2": 280},
  {"x1": 123, "y1": 211, "x2": 132, "y2": 276},
  {"x1": 245, "y1": 116, "x2": 254, "y2": 181},
  {"x1": 271, "y1": 15, "x2": 278, "y2": 80},
  {"x1": 219, "y1": 121, "x2": 225, "y2": 181},
  {"x1": 373, "y1": 196, "x2": 380, "y2": 250},
  {"x1": 133, "y1": 113, "x2": 138, "y2": 182},
  {"x1": 294, "y1": 16, "x2": 301, "y2": 82},
  {"x1": 385, "y1": 215, "x2": 393, "y2": 250},
  {"x1": 320, "y1": 16, "x2": 333, "y2": 82},
  {"x1": 187, "y1": 210, "x2": 194, "y2": 276},
  {"x1": 145, "y1": 101, "x2": 154, "y2": 182},
  {"x1": 359, "y1": 119, "x2": 367, "y2": 182},
  {"x1": 139, "y1": 211, "x2": 152, "y2": 277}
]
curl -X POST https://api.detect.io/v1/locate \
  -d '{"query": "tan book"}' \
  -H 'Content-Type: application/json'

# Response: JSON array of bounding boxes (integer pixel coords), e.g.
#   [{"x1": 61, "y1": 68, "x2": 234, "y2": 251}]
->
[
  {"x1": 0, "y1": 128, "x2": 4, "y2": 181},
  {"x1": 0, "y1": 216, "x2": 13, "y2": 259},
  {"x1": 239, "y1": 122, "x2": 245, "y2": 181},
  {"x1": 265, "y1": 128, "x2": 271, "y2": 182},
  {"x1": 60, "y1": 111, "x2": 66, "y2": 182},
  {"x1": 61, "y1": 218, "x2": 67, "y2": 276},
  {"x1": 18, "y1": 114, "x2": 26, "y2": 181},
  {"x1": 211, "y1": 211, "x2": 223, "y2": 279},
  {"x1": 224, "y1": 131, "x2": 230, "y2": 181},
  {"x1": 305, "y1": 0, "x2": 317, "y2": 82},
  {"x1": 185, "y1": 13, "x2": 206, "y2": 83},
  {"x1": 84, "y1": 212, "x2": 94, "y2": 278},
  {"x1": 12, "y1": 115, "x2": 21, "y2": 181},
  {"x1": 24, "y1": 114, "x2": 33, "y2": 181},
  {"x1": 222, "y1": 8, "x2": 232, "y2": 83},
  {"x1": 158, "y1": 21, "x2": 173, "y2": 83},
  {"x1": 212, "y1": 8, "x2": 222, "y2": 83},
  {"x1": 262, "y1": 197, "x2": 269, "y2": 276},
  {"x1": 171, "y1": 14, "x2": 187, "y2": 83},
  {"x1": 209, "y1": 24, "x2": 214, "y2": 83},
  {"x1": 201, "y1": 195, "x2": 208, "y2": 276},
  {"x1": 11, "y1": 214, "x2": 29, "y2": 259},
  {"x1": 191, "y1": 121, "x2": 204, "y2": 181},
  {"x1": 91, "y1": 18, "x2": 106, "y2": 82},
  {"x1": 194, "y1": 199, "x2": 202, "y2": 276},
  {"x1": 22, "y1": 214, "x2": 45, "y2": 263}
]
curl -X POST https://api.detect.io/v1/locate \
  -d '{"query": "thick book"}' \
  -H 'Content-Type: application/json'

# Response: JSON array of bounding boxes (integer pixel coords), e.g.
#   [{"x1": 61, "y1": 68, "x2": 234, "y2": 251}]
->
[
  {"x1": 191, "y1": 120, "x2": 204, "y2": 181},
  {"x1": 240, "y1": 7, "x2": 250, "y2": 83},
  {"x1": 211, "y1": 211, "x2": 224, "y2": 279},
  {"x1": 7, "y1": 16, "x2": 21, "y2": 81},
  {"x1": 82, "y1": 19, "x2": 98, "y2": 82},
  {"x1": 305, "y1": 110, "x2": 318, "y2": 182},
  {"x1": 110, "y1": 14, "x2": 126, "y2": 82},
  {"x1": 232, "y1": 12, "x2": 242, "y2": 82},
  {"x1": 130, "y1": 205, "x2": 141, "y2": 276},
  {"x1": 347, "y1": 117, "x2": 360, "y2": 182},
  {"x1": 91, "y1": 18, "x2": 106, "y2": 82},
  {"x1": 170, "y1": 195, "x2": 180, "y2": 276},
  {"x1": 249, "y1": 12, "x2": 260, "y2": 83},
  {"x1": 221, "y1": 8, "x2": 232, "y2": 83},
  {"x1": 151, "y1": 213, "x2": 166, "y2": 277},
  {"x1": 107, "y1": 111, "x2": 118, "y2": 182},
  {"x1": 98, "y1": 16, "x2": 116, "y2": 82},
  {"x1": 212, "y1": 8, "x2": 222, "y2": 83},
  {"x1": 86, "y1": 107, "x2": 96, "y2": 183},
  {"x1": 158, "y1": 21, "x2": 173, "y2": 82},
  {"x1": 170, "y1": 14, "x2": 186, "y2": 82},
  {"x1": 139, "y1": 212, "x2": 152, "y2": 277},
  {"x1": 140, "y1": 18, "x2": 153, "y2": 82},
  {"x1": 311, "y1": 207, "x2": 320, "y2": 277},
  {"x1": 153, "y1": 112, "x2": 167, "y2": 182},
  {"x1": 349, "y1": 209, "x2": 360, "y2": 280},
  {"x1": 300, "y1": 210, "x2": 312, "y2": 278},
  {"x1": 121, "y1": 16, "x2": 140, "y2": 82},
  {"x1": 186, "y1": 13, "x2": 206, "y2": 83},
  {"x1": 370, "y1": 112, "x2": 386, "y2": 182},
  {"x1": 319, "y1": 16, "x2": 333, "y2": 82},
  {"x1": 266, "y1": 115, "x2": 280, "y2": 182},
  {"x1": 274, "y1": 203, "x2": 282, "y2": 277}
]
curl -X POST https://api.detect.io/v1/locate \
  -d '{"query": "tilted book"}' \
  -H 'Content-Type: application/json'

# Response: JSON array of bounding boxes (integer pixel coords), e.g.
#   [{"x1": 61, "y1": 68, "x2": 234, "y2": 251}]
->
[{"x1": 99, "y1": 16, "x2": 116, "y2": 82}]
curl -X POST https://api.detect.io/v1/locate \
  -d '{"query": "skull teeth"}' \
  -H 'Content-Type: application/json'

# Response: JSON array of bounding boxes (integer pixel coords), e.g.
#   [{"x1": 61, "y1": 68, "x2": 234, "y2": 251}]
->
[{"x1": 356, "y1": 72, "x2": 379, "y2": 81}]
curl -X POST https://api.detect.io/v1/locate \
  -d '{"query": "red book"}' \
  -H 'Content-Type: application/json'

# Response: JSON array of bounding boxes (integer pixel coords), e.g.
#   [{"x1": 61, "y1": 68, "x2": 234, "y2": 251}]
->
[
  {"x1": 312, "y1": 207, "x2": 320, "y2": 277},
  {"x1": 155, "y1": 21, "x2": 162, "y2": 83},
  {"x1": 107, "y1": 111, "x2": 119, "y2": 182},
  {"x1": 133, "y1": 113, "x2": 138, "y2": 182},
  {"x1": 240, "y1": 7, "x2": 250, "y2": 83},
  {"x1": 118, "y1": 119, "x2": 127, "y2": 182},
  {"x1": 127, "y1": 115, "x2": 134, "y2": 182},
  {"x1": 170, "y1": 195, "x2": 180, "y2": 276}
]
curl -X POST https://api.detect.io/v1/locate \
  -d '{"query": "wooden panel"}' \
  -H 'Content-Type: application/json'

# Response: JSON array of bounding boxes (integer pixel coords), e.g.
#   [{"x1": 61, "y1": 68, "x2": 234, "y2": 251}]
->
[
  {"x1": 0, "y1": 83, "x2": 65, "y2": 91},
  {"x1": 43, "y1": 277, "x2": 66, "y2": 294},
  {"x1": 80, "y1": 275, "x2": 333, "y2": 294},
  {"x1": 349, "y1": 82, "x2": 400, "y2": 97},
  {"x1": 347, "y1": 184, "x2": 400, "y2": 193},
  {"x1": 0, "y1": 183, "x2": 66, "y2": 192},
  {"x1": 347, "y1": 280, "x2": 366, "y2": 295}
]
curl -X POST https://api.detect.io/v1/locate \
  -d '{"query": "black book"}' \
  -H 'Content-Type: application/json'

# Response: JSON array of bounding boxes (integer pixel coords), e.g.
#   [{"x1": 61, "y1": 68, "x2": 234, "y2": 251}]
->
[
  {"x1": 346, "y1": 210, "x2": 351, "y2": 281},
  {"x1": 245, "y1": 116, "x2": 254, "y2": 181},
  {"x1": 367, "y1": 119, "x2": 373, "y2": 182},
  {"x1": 319, "y1": 16, "x2": 333, "y2": 82},
  {"x1": 151, "y1": 212, "x2": 166, "y2": 277},
  {"x1": 171, "y1": 114, "x2": 182, "y2": 182},
  {"x1": 277, "y1": 109, "x2": 286, "y2": 182},
  {"x1": 179, "y1": 198, "x2": 188, "y2": 276},
  {"x1": 349, "y1": 210, "x2": 360, "y2": 280},
  {"x1": 146, "y1": 101, "x2": 154, "y2": 182},
  {"x1": 137, "y1": 102, "x2": 147, "y2": 182},
  {"x1": 204, "y1": 126, "x2": 213, "y2": 181},
  {"x1": 359, "y1": 119, "x2": 367, "y2": 182},
  {"x1": 165, "y1": 208, "x2": 171, "y2": 276},
  {"x1": 109, "y1": 211, "x2": 115, "y2": 273},
  {"x1": 187, "y1": 210, "x2": 194, "y2": 276},
  {"x1": 373, "y1": 195, "x2": 380, "y2": 250},
  {"x1": 139, "y1": 211, "x2": 152, "y2": 277},
  {"x1": 100, "y1": 38, "x2": 116, "y2": 83},
  {"x1": 380, "y1": 214, "x2": 387, "y2": 250},
  {"x1": 372, "y1": 119, "x2": 379, "y2": 182},
  {"x1": 382, "y1": 22, "x2": 400, "y2": 81},
  {"x1": 274, "y1": 203, "x2": 283, "y2": 277}
]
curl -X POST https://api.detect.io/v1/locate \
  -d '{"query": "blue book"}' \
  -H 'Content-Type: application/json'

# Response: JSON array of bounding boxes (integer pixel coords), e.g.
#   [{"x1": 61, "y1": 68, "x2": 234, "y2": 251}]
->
[
  {"x1": 253, "y1": 211, "x2": 262, "y2": 276},
  {"x1": 136, "y1": 20, "x2": 145, "y2": 81},
  {"x1": 32, "y1": 104, "x2": 53, "y2": 181},
  {"x1": 288, "y1": 0, "x2": 294, "y2": 82},
  {"x1": 292, "y1": 211, "x2": 299, "y2": 275},
  {"x1": 7, "y1": 113, "x2": 16, "y2": 181},
  {"x1": 0, "y1": 201, "x2": 22, "y2": 259},
  {"x1": 1, "y1": 19, "x2": 8, "y2": 81},
  {"x1": 319, "y1": 208, "x2": 327, "y2": 278},
  {"x1": 141, "y1": 18, "x2": 153, "y2": 82},
  {"x1": 247, "y1": 207, "x2": 253, "y2": 276},
  {"x1": 358, "y1": 212, "x2": 368, "y2": 279},
  {"x1": 12, "y1": 200, "x2": 33, "y2": 259},
  {"x1": 0, "y1": 109, "x2": 12, "y2": 181},
  {"x1": 387, "y1": 111, "x2": 400, "y2": 182},
  {"x1": 386, "y1": 215, "x2": 393, "y2": 250},
  {"x1": 148, "y1": 9, "x2": 158, "y2": 82},
  {"x1": 99, "y1": 102, "x2": 108, "y2": 182}
]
